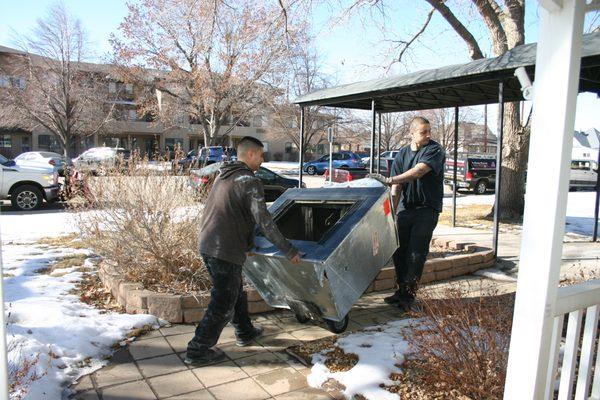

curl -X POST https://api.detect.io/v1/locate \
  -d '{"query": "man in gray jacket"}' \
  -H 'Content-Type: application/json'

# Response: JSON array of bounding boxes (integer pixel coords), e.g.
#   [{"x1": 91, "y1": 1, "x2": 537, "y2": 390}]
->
[{"x1": 185, "y1": 136, "x2": 300, "y2": 366}]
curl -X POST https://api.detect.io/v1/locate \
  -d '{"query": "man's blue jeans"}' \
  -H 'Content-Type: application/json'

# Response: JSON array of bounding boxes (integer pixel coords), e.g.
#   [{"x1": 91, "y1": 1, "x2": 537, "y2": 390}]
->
[{"x1": 187, "y1": 254, "x2": 254, "y2": 356}]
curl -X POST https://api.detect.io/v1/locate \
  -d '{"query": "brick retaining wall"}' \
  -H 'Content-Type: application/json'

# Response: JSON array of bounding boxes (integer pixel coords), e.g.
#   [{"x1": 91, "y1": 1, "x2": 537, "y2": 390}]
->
[{"x1": 98, "y1": 239, "x2": 495, "y2": 323}]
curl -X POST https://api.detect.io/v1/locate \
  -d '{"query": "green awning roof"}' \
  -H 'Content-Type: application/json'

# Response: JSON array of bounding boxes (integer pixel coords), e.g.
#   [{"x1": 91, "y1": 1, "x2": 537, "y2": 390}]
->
[{"x1": 294, "y1": 32, "x2": 600, "y2": 112}]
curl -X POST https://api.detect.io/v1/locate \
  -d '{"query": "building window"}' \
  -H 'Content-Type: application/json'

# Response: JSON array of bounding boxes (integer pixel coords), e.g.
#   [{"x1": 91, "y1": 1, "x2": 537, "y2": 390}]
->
[
  {"x1": 0, "y1": 135, "x2": 11, "y2": 148},
  {"x1": 0, "y1": 76, "x2": 25, "y2": 89},
  {"x1": 38, "y1": 134, "x2": 61, "y2": 152},
  {"x1": 108, "y1": 82, "x2": 116, "y2": 93},
  {"x1": 125, "y1": 83, "x2": 133, "y2": 93},
  {"x1": 165, "y1": 138, "x2": 184, "y2": 157},
  {"x1": 12, "y1": 77, "x2": 26, "y2": 90},
  {"x1": 128, "y1": 109, "x2": 137, "y2": 121}
]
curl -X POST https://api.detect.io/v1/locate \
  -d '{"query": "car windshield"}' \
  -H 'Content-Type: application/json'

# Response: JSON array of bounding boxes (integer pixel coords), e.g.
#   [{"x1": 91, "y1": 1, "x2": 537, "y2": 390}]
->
[
  {"x1": 0, "y1": 154, "x2": 8, "y2": 164},
  {"x1": 208, "y1": 148, "x2": 224, "y2": 156},
  {"x1": 40, "y1": 151, "x2": 62, "y2": 158}
]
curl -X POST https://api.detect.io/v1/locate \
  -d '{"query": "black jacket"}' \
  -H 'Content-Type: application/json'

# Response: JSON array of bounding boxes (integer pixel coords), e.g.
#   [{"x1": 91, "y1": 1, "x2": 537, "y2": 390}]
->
[{"x1": 198, "y1": 161, "x2": 297, "y2": 266}]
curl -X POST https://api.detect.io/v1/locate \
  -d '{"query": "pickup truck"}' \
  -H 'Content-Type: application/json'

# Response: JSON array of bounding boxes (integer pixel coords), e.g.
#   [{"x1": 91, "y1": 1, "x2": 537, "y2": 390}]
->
[
  {"x1": 324, "y1": 158, "x2": 394, "y2": 183},
  {"x1": 1, "y1": 154, "x2": 60, "y2": 211}
]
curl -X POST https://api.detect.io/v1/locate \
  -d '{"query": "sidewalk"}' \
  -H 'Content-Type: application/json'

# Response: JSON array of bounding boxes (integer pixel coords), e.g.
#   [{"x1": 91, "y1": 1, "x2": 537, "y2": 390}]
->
[
  {"x1": 71, "y1": 291, "x2": 407, "y2": 400},
  {"x1": 70, "y1": 224, "x2": 599, "y2": 400}
]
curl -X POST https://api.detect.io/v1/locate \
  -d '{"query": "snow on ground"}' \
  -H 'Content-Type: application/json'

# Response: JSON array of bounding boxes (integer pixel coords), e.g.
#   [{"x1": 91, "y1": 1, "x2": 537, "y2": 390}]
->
[
  {"x1": 323, "y1": 178, "x2": 385, "y2": 188},
  {"x1": 1, "y1": 210, "x2": 160, "y2": 399},
  {"x1": 308, "y1": 319, "x2": 414, "y2": 400},
  {"x1": 442, "y1": 191, "x2": 599, "y2": 237},
  {"x1": 262, "y1": 161, "x2": 301, "y2": 171}
]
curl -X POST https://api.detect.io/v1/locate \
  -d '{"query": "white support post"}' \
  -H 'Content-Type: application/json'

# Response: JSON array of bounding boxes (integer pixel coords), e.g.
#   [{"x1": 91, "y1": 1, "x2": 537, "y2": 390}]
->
[
  {"x1": 503, "y1": 1, "x2": 585, "y2": 399},
  {"x1": 0, "y1": 215, "x2": 9, "y2": 399}
]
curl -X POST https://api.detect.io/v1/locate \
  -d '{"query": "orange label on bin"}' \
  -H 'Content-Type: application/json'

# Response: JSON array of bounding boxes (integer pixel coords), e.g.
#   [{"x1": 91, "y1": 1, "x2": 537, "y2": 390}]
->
[{"x1": 383, "y1": 198, "x2": 391, "y2": 216}]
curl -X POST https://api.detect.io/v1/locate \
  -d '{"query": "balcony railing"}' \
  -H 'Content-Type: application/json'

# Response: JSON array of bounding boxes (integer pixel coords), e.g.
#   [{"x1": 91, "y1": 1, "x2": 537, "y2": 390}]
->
[{"x1": 544, "y1": 279, "x2": 600, "y2": 400}]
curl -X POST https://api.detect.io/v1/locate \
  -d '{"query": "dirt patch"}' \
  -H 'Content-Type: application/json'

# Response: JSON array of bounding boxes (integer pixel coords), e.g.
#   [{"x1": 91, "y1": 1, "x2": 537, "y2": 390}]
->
[
  {"x1": 439, "y1": 204, "x2": 522, "y2": 232},
  {"x1": 34, "y1": 234, "x2": 89, "y2": 250},
  {"x1": 427, "y1": 244, "x2": 469, "y2": 259},
  {"x1": 50, "y1": 254, "x2": 88, "y2": 271}
]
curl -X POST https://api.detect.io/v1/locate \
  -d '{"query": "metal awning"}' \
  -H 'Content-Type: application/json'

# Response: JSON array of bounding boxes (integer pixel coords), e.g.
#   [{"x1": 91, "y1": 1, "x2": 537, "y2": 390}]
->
[{"x1": 294, "y1": 32, "x2": 600, "y2": 112}]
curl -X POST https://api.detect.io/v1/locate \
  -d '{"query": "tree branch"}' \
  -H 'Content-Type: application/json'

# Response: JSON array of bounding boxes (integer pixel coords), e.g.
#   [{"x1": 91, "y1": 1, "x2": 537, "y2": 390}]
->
[
  {"x1": 424, "y1": 0, "x2": 484, "y2": 60},
  {"x1": 392, "y1": 8, "x2": 435, "y2": 65}
]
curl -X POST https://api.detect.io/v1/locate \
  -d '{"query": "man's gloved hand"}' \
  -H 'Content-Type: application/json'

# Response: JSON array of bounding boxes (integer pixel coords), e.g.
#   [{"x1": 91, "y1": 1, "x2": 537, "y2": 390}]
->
[
  {"x1": 289, "y1": 252, "x2": 302, "y2": 264},
  {"x1": 367, "y1": 173, "x2": 392, "y2": 185}
]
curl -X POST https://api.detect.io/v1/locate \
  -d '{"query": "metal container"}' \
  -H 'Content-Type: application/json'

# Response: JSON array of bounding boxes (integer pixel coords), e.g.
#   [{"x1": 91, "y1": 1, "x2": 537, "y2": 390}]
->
[{"x1": 243, "y1": 186, "x2": 398, "y2": 332}]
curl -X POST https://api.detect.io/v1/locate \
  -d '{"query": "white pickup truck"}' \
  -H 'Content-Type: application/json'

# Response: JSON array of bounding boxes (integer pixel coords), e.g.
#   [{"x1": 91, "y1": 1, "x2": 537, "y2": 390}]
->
[{"x1": 0, "y1": 154, "x2": 60, "y2": 211}]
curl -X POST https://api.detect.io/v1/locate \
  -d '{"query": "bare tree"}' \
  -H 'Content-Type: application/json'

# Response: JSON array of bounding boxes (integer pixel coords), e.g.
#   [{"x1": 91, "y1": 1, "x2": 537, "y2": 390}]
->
[
  {"x1": 0, "y1": 2, "x2": 114, "y2": 157},
  {"x1": 380, "y1": 112, "x2": 412, "y2": 151},
  {"x1": 112, "y1": 0, "x2": 298, "y2": 147},
  {"x1": 422, "y1": 107, "x2": 484, "y2": 154},
  {"x1": 269, "y1": 38, "x2": 341, "y2": 160},
  {"x1": 326, "y1": 0, "x2": 528, "y2": 218}
]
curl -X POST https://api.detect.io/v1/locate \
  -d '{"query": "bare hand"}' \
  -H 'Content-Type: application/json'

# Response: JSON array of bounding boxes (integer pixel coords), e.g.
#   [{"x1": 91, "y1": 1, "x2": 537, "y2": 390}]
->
[
  {"x1": 289, "y1": 253, "x2": 301, "y2": 264},
  {"x1": 367, "y1": 173, "x2": 392, "y2": 185}
]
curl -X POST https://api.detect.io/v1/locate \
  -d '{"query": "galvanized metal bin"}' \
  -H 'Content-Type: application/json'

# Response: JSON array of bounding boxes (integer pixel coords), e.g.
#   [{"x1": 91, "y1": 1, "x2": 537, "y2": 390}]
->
[{"x1": 243, "y1": 186, "x2": 398, "y2": 332}]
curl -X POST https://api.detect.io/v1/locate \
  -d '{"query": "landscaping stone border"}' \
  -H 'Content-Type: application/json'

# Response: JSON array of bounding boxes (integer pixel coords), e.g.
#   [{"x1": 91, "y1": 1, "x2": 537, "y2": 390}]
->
[{"x1": 98, "y1": 238, "x2": 495, "y2": 323}]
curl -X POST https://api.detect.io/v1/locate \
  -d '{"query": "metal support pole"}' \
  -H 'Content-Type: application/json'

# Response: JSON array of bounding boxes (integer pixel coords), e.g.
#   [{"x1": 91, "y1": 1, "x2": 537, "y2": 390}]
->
[
  {"x1": 492, "y1": 82, "x2": 505, "y2": 258},
  {"x1": 370, "y1": 100, "x2": 376, "y2": 173},
  {"x1": 377, "y1": 112, "x2": 382, "y2": 173},
  {"x1": 593, "y1": 148, "x2": 600, "y2": 241},
  {"x1": 453, "y1": 106, "x2": 459, "y2": 227},
  {"x1": 298, "y1": 107, "x2": 305, "y2": 188}
]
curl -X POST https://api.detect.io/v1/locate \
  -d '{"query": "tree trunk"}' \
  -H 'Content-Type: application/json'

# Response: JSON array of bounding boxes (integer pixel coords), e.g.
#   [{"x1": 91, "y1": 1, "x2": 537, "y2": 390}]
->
[{"x1": 497, "y1": 101, "x2": 529, "y2": 220}]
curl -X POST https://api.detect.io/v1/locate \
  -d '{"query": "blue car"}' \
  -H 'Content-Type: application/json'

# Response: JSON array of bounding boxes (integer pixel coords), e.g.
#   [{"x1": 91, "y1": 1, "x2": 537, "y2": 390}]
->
[
  {"x1": 175, "y1": 146, "x2": 237, "y2": 172},
  {"x1": 303, "y1": 151, "x2": 364, "y2": 175}
]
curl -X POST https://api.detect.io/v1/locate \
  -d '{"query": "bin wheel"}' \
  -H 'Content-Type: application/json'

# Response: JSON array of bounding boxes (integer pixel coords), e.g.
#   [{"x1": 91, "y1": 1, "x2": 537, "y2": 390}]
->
[
  {"x1": 295, "y1": 313, "x2": 310, "y2": 324},
  {"x1": 325, "y1": 315, "x2": 349, "y2": 333}
]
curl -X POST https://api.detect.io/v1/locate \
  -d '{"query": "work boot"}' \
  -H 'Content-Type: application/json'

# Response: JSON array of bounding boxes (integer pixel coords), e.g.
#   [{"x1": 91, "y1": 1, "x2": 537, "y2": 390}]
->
[
  {"x1": 184, "y1": 347, "x2": 226, "y2": 367},
  {"x1": 397, "y1": 298, "x2": 423, "y2": 314},
  {"x1": 384, "y1": 290, "x2": 403, "y2": 305},
  {"x1": 235, "y1": 325, "x2": 264, "y2": 347}
]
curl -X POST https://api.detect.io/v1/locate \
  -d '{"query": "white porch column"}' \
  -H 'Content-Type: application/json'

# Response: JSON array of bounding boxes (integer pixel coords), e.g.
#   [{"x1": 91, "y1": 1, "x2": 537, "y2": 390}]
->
[{"x1": 503, "y1": 1, "x2": 585, "y2": 399}]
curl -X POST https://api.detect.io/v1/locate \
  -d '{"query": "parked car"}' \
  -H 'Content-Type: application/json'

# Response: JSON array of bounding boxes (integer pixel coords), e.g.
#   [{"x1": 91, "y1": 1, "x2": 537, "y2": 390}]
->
[
  {"x1": 303, "y1": 151, "x2": 364, "y2": 175},
  {"x1": 569, "y1": 159, "x2": 598, "y2": 189},
  {"x1": 444, "y1": 155, "x2": 496, "y2": 195},
  {"x1": 72, "y1": 147, "x2": 131, "y2": 174},
  {"x1": 324, "y1": 158, "x2": 394, "y2": 183},
  {"x1": 0, "y1": 154, "x2": 59, "y2": 211},
  {"x1": 189, "y1": 162, "x2": 304, "y2": 202},
  {"x1": 14, "y1": 151, "x2": 70, "y2": 176},
  {"x1": 361, "y1": 150, "x2": 400, "y2": 165},
  {"x1": 175, "y1": 146, "x2": 237, "y2": 172}
]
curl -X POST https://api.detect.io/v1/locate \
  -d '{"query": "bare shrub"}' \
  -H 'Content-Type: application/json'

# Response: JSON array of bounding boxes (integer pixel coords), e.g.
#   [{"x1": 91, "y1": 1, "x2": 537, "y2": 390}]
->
[
  {"x1": 70, "y1": 153, "x2": 212, "y2": 294},
  {"x1": 400, "y1": 288, "x2": 514, "y2": 400},
  {"x1": 8, "y1": 341, "x2": 47, "y2": 400}
]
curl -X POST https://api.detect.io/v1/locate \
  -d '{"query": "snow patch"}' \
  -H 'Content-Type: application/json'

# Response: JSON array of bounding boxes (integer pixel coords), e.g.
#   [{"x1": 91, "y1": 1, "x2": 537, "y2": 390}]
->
[
  {"x1": 1, "y1": 212, "x2": 161, "y2": 399},
  {"x1": 308, "y1": 319, "x2": 414, "y2": 400}
]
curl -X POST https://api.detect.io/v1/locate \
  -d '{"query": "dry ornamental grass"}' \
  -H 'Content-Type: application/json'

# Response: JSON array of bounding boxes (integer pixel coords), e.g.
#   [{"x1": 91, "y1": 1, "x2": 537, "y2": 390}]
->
[{"x1": 69, "y1": 151, "x2": 213, "y2": 294}]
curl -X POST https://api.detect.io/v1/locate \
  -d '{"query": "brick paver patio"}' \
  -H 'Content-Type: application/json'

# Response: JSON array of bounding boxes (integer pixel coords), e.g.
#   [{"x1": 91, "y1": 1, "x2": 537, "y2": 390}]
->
[
  {"x1": 69, "y1": 275, "x2": 518, "y2": 400},
  {"x1": 69, "y1": 290, "x2": 390, "y2": 400}
]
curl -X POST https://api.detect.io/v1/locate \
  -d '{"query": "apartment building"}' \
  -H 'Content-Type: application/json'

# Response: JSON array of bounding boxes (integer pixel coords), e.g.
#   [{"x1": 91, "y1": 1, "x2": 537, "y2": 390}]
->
[{"x1": 0, "y1": 44, "x2": 300, "y2": 161}]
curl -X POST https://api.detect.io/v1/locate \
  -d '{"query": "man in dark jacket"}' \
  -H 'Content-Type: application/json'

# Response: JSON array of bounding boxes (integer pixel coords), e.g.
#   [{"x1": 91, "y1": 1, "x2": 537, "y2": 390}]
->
[
  {"x1": 368, "y1": 117, "x2": 445, "y2": 311},
  {"x1": 185, "y1": 136, "x2": 300, "y2": 366}
]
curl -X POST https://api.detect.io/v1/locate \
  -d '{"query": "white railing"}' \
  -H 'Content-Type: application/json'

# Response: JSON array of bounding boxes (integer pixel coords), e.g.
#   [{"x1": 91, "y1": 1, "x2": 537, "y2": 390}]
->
[{"x1": 544, "y1": 280, "x2": 600, "y2": 400}]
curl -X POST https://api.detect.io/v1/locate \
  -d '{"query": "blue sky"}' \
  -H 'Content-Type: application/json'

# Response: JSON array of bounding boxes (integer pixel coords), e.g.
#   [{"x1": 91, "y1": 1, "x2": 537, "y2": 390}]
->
[{"x1": 1, "y1": 0, "x2": 599, "y2": 132}]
